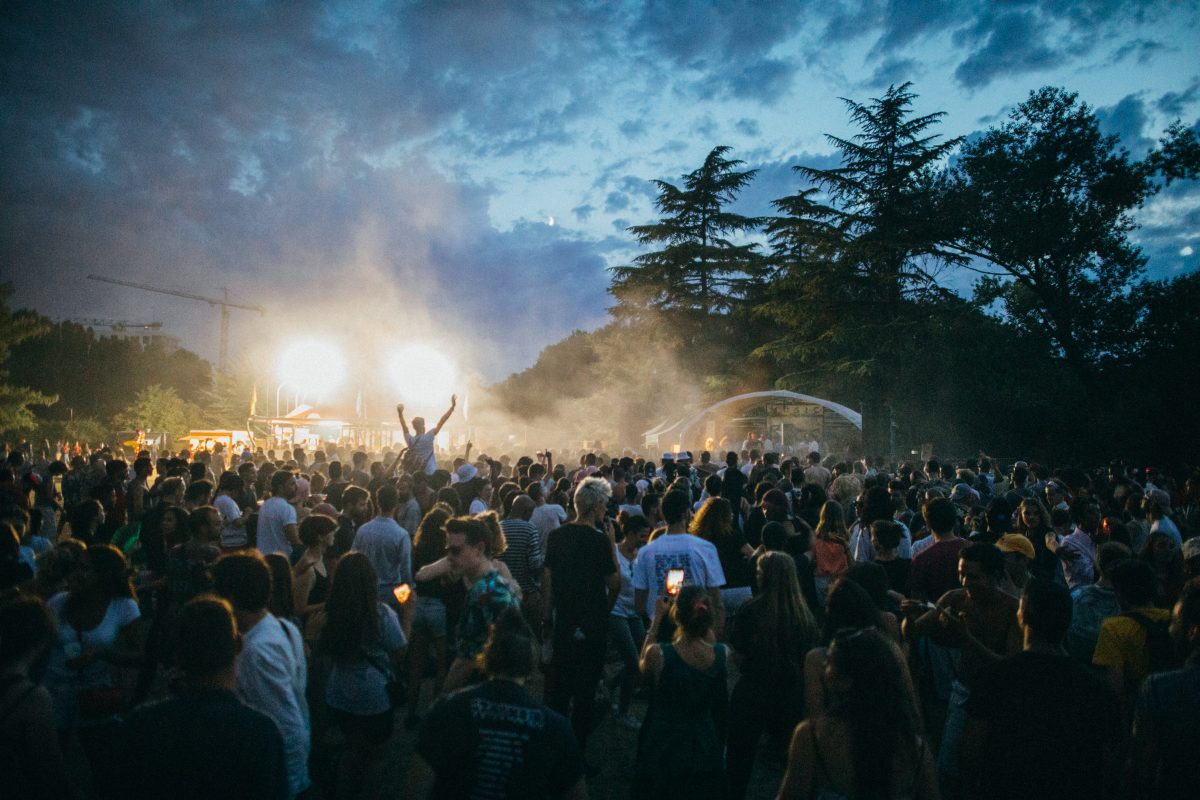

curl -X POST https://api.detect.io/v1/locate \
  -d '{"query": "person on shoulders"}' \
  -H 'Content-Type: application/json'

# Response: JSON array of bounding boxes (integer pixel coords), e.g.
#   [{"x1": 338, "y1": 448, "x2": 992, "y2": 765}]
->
[{"x1": 396, "y1": 396, "x2": 456, "y2": 476}]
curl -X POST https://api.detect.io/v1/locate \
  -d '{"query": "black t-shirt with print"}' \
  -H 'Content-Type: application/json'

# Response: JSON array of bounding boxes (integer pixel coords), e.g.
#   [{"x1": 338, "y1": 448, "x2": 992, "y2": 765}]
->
[{"x1": 417, "y1": 679, "x2": 581, "y2": 799}]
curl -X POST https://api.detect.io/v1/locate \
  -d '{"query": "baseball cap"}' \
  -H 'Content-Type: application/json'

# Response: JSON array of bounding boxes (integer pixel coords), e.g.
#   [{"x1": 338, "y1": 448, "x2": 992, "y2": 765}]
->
[{"x1": 996, "y1": 533, "x2": 1036, "y2": 560}]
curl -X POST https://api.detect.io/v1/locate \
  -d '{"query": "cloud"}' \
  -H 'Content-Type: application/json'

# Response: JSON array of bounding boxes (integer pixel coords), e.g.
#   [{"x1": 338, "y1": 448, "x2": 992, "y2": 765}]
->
[
  {"x1": 1107, "y1": 38, "x2": 1168, "y2": 65},
  {"x1": 1157, "y1": 79, "x2": 1200, "y2": 118},
  {"x1": 1096, "y1": 93, "x2": 1155, "y2": 157},
  {"x1": 604, "y1": 192, "x2": 631, "y2": 213},
  {"x1": 735, "y1": 118, "x2": 761, "y2": 137},
  {"x1": 867, "y1": 57, "x2": 920, "y2": 89},
  {"x1": 953, "y1": 10, "x2": 1061, "y2": 90},
  {"x1": 619, "y1": 119, "x2": 648, "y2": 139},
  {"x1": 572, "y1": 204, "x2": 595, "y2": 222}
]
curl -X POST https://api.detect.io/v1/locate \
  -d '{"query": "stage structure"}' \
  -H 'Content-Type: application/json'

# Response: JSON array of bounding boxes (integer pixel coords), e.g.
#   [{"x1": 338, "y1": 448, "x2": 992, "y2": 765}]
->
[
  {"x1": 643, "y1": 391, "x2": 863, "y2": 457},
  {"x1": 247, "y1": 403, "x2": 412, "y2": 452}
]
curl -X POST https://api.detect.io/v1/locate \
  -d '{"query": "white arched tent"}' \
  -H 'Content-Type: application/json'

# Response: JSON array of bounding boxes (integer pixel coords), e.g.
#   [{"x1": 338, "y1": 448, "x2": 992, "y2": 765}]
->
[{"x1": 643, "y1": 390, "x2": 862, "y2": 454}]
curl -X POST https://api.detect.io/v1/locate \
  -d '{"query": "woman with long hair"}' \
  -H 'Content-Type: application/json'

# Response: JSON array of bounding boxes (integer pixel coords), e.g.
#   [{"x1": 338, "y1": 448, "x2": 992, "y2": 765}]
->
[
  {"x1": 804, "y1": 576, "x2": 910, "y2": 719},
  {"x1": 634, "y1": 585, "x2": 728, "y2": 800},
  {"x1": 44, "y1": 544, "x2": 144, "y2": 794},
  {"x1": 691, "y1": 496, "x2": 755, "y2": 614},
  {"x1": 727, "y1": 552, "x2": 820, "y2": 800},
  {"x1": 405, "y1": 503, "x2": 455, "y2": 727},
  {"x1": 813, "y1": 501, "x2": 852, "y2": 607},
  {"x1": 311, "y1": 552, "x2": 406, "y2": 800},
  {"x1": 778, "y1": 627, "x2": 937, "y2": 799},
  {"x1": 1013, "y1": 496, "x2": 1058, "y2": 581}
]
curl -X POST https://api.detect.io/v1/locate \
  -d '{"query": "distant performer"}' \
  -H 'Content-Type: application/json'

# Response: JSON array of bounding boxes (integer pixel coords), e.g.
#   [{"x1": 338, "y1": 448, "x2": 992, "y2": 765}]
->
[{"x1": 397, "y1": 395, "x2": 457, "y2": 475}]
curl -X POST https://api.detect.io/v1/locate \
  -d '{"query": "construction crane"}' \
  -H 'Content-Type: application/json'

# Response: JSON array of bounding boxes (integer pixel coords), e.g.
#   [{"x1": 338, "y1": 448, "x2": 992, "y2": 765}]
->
[
  {"x1": 64, "y1": 318, "x2": 164, "y2": 332},
  {"x1": 86, "y1": 274, "x2": 266, "y2": 372}
]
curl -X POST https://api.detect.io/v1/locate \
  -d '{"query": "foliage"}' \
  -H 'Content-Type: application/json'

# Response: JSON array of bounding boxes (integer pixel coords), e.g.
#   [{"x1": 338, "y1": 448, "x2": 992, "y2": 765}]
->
[
  {"x1": 7, "y1": 319, "x2": 213, "y2": 426},
  {"x1": 0, "y1": 284, "x2": 57, "y2": 435},
  {"x1": 945, "y1": 87, "x2": 1200, "y2": 378},
  {"x1": 112, "y1": 384, "x2": 198, "y2": 439},
  {"x1": 610, "y1": 146, "x2": 764, "y2": 321},
  {"x1": 756, "y1": 83, "x2": 962, "y2": 448}
]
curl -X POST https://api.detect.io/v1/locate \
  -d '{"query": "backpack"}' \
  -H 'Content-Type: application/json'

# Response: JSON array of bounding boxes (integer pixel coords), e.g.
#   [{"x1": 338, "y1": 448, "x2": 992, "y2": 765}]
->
[{"x1": 1122, "y1": 611, "x2": 1182, "y2": 673}]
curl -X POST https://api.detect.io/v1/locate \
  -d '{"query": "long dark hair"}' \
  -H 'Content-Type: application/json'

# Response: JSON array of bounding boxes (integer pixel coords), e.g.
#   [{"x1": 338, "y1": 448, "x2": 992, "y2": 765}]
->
[
  {"x1": 413, "y1": 503, "x2": 454, "y2": 571},
  {"x1": 827, "y1": 627, "x2": 922, "y2": 800},
  {"x1": 319, "y1": 552, "x2": 380, "y2": 660},
  {"x1": 743, "y1": 552, "x2": 818, "y2": 680},
  {"x1": 821, "y1": 577, "x2": 883, "y2": 645}
]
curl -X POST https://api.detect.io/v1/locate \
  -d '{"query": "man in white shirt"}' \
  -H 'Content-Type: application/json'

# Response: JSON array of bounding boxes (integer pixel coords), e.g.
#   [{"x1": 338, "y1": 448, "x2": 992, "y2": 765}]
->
[
  {"x1": 396, "y1": 395, "x2": 456, "y2": 475},
  {"x1": 257, "y1": 470, "x2": 299, "y2": 555},
  {"x1": 352, "y1": 483, "x2": 412, "y2": 607},
  {"x1": 212, "y1": 553, "x2": 310, "y2": 798},
  {"x1": 632, "y1": 490, "x2": 725, "y2": 633}
]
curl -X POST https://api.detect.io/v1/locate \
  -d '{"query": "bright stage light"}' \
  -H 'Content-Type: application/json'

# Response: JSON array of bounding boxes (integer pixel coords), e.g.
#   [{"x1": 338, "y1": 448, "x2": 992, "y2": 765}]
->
[
  {"x1": 277, "y1": 339, "x2": 346, "y2": 397},
  {"x1": 387, "y1": 343, "x2": 458, "y2": 408}
]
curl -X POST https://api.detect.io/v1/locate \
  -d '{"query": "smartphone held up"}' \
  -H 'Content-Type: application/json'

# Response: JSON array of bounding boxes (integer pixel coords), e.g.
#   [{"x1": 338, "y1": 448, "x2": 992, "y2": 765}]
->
[{"x1": 664, "y1": 569, "x2": 685, "y2": 597}]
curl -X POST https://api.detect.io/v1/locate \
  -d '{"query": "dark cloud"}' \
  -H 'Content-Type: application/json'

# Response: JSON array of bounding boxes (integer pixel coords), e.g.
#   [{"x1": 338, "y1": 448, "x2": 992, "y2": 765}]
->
[
  {"x1": 632, "y1": 1, "x2": 801, "y2": 102},
  {"x1": 619, "y1": 119, "x2": 648, "y2": 139},
  {"x1": 866, "y1": 57, "x2": 920, "y2": 89},
  {"x1": 604, "y1": 192, "x2": 631, "y2": 213},
  {"x1": 572, "y1": 204, "x2": 595, "y2": 222},
  {"x1": 1108, "y1": 38, "x2": 1168, "y2": 66},
  {"x1": 1157, "y1": 79, "x2": 1200, "y2": 117},
  {"x1": 1096, "y1": 94, "x2": 1155, "y2": 157},
  {"x1": 735, "y1": 118, "x2": 761, "y2": 137},
  {"x1": 953, "y1": 10, "x2": 1061, "y2": 90}
]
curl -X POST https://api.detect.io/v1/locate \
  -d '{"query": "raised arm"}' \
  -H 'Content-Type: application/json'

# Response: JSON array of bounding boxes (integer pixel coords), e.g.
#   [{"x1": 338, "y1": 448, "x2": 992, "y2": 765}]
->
[
  {"x1": 430, "y1": 394, "x2": 457, "y2": 437},
  {"x1": 396, "y1": 404, "x2": 412, "y2": 439}
]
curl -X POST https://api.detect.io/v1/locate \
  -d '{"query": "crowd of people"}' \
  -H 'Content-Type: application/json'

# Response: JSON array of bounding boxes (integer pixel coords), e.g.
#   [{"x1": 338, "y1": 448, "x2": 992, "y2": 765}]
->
[{"x1": 1, "y1": 405, "x2": 1199, "y2": 799}]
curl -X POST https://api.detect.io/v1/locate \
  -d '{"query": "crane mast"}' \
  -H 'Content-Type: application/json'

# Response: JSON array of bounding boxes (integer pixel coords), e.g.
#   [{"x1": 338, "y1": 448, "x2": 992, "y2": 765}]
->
[{"x1": 86, "y1": 274, "x2": 265, "y2": 371}]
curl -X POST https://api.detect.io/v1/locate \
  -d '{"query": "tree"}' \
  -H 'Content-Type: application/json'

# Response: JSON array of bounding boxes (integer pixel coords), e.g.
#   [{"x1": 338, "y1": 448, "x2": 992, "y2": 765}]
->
[
  {"x1": 610, "y1": 146, "x2": 763, "y2": 321},
  {"x1": 0, "y1": 284, "x2": 56, "y2": 435},
  {"x1": 112, "y1": 384, "x2": 196, "y2": 440},
  {"x1": 945, "y1": 87, "x2": 1200, "y2": 379},
  {"x1": 757, "y1": 84, "x2": 962, "y2": 450}
]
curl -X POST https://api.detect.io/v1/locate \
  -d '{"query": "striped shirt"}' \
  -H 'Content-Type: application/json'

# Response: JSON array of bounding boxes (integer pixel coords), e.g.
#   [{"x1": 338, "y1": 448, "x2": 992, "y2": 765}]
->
[{"x1": 499, "y1": 518, "x2": 544, "y2": 595}]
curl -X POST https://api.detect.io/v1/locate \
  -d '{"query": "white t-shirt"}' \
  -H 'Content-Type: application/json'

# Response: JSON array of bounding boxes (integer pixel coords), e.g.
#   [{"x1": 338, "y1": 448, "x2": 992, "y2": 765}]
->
[
  {"x1": 530, "y1": 504, "x2": 567, "y2": 541},
  {"x1": 237, "y1": 613, "x2": 310, "y2": 797},
  {"x1": 631, "y1": 532, "x2": 725, "y2": 618},
  {"x1": 45, "y1": 593, "x2": 141, "y2": 726},
  {"x1": 214, "y1": 493, "x2": 245, "y2": 548},
  {"x1": 612, "y1": 547, "x2": 637, "y2": 618},
  {"x1": 257, "y1": 496, "x2": 297, "y2": 555}
]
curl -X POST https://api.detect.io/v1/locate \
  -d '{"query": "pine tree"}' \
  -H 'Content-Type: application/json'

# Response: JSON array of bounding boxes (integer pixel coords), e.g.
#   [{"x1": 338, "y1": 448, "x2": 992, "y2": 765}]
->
[{"x1": 610, "y1": 146, "x2": 764, "y2": 321}]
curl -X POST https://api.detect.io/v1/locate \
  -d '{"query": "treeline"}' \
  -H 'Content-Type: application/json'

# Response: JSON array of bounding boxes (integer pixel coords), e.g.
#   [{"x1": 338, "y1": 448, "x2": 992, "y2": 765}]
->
[
  {"x1": 0, "y1": 296, "x2": 227, "y2": 443},
  {"x1": 495, "y1": 85, "x2": 1200, "y2": 464}
]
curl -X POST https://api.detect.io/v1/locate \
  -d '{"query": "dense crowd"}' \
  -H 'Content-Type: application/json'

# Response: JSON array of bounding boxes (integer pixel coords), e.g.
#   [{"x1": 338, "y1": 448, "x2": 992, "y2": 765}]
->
[{"x1": 1, "y1": 401, "x2": 1198, "y2": 799}]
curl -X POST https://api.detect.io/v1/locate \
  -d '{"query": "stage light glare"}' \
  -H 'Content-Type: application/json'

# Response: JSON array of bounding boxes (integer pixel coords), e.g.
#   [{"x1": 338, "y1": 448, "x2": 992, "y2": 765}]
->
[
  {"x1": 277, "y1": 339, "x2": 346, "y2": 397},
  {"x1": 387, "y1": 343, "x2": 458, "y2": 408}
]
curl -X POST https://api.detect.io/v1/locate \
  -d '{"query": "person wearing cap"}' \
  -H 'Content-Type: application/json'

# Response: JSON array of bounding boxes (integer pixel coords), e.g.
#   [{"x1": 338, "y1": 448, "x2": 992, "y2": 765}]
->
[
  {"x1": 996, "y1": 533, "x2": 1035, "y2": 596},
  {"x1": 961, "y1": 579, "x2": 1120, "y2": 800}
]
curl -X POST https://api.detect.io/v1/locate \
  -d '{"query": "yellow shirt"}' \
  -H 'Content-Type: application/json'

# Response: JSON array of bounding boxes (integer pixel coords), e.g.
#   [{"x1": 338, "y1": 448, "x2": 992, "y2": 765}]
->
[{"x1": 1092, "y1": 606, "x2": 1171, "y2": 689}]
